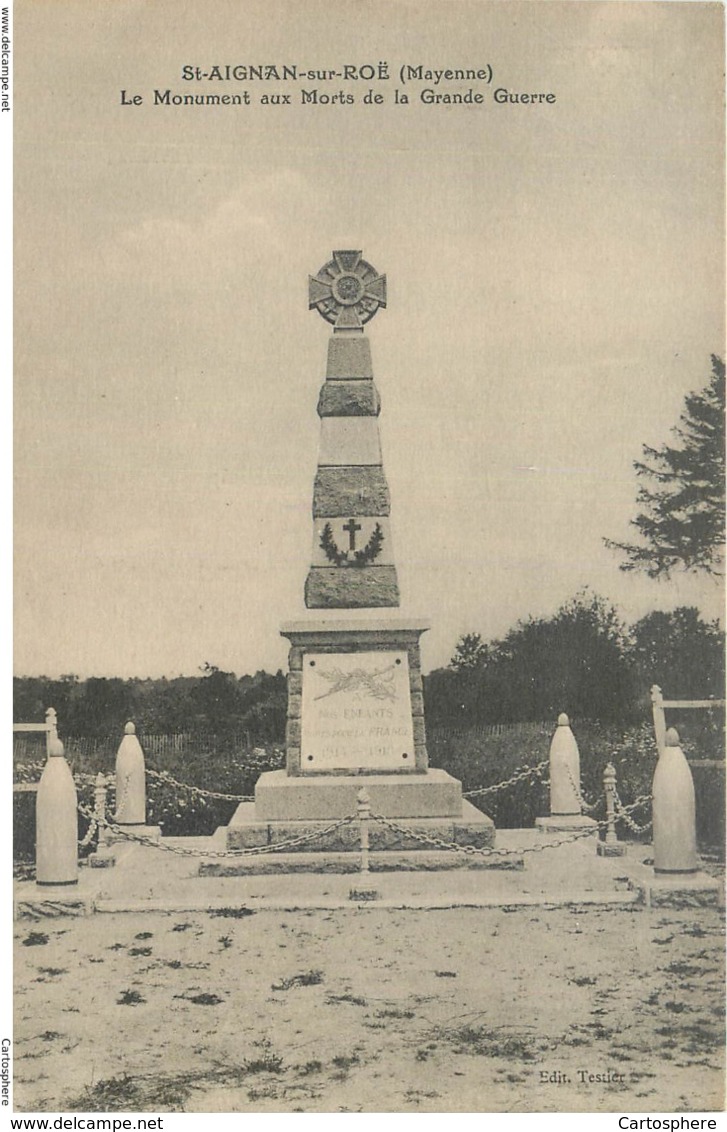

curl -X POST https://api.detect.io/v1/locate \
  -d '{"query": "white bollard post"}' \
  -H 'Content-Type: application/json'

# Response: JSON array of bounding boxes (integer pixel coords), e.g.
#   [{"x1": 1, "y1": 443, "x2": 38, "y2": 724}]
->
[
  {"x1": 652, "y1": 727, "x2": 698, "y2": 874},
  {"x1": 94, "y1": 772, "x2": 110, "y2": 848},
  {"x1": 36, "y1": 736, "x2": 78, "y2": 886},
  {"x1": 349, "y1": 787, "x2": 379, "y2": 901},
  {"x1": 115, "y1": 722, "x2": 147, "y2": 826},
  {"x1": 602, "y1": 763, "x2": 618, "y2": 846},
  {"x1": 357, "y1": 787, "x2": 371, "y2": 875},
  {"x1": 597, "y1": 761, "x2": 626, "y2": 857},
  {"x1": 45, "y1": 707, "x2": 58, "y2": 754},
  {"x1": 536, "y1": 714, "x2": 598, "y2": 836},
  {"x1": 549, "y1": 713, "x2": 582, "y2": 816}
]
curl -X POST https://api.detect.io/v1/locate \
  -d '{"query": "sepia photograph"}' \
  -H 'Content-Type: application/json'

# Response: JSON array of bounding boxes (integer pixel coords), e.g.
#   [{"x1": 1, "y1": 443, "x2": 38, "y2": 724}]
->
[{"x1": 10, "y1": 0, "x2": 726, "y2": 1118}]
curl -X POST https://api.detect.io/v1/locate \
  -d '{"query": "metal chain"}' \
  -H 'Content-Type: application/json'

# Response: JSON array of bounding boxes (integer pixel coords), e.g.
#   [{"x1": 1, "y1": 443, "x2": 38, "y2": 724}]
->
[
  {"x1": 564, "y1": 765, "x2": 603, "y2": 813},
  {"x1": 462, "y1": 758, "x2": 550, "y2": 800},
  {"x1": 78, "y1": 773, "x2": 113, "y2": 848},
  {"x1": 616, "y1": 811, "x2": 653, "y2": 835},
  {"x1": 78, "y1": 816, "x2": 98, "y2": 848},
  {"x1": 613, "y1": 788, "x2": 653, "y2": 834},
  {"x1": 15, "y1": 761, "x2": 254, "y2": 801},
  {"x1": 76, "y1": 801, "x2": 355, "y2": 858},
  {"x1": 369, "y1": 810, "x2": 607, "y2": 857},
  {"x1": 146, "y1": 767, "x2": 255, "y2": 803}
]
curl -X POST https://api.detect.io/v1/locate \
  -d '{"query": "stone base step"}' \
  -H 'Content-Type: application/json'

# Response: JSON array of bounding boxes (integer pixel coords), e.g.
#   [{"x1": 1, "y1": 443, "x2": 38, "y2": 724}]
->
[
  {"x1": 629, "y1": 871, "x2": 724, "y2": 908},
  {"x1": 535, "y1": 815, "x2": 599, "y2": 835},
  {"x1": 252, "y1": 768, "x2": 467, "y2": 821},
  {"x1": 225, "y1": 800, "x2": 494, "y2": 852},
  {"x1": 198, "y1": 849, "x2": 524, "y2": 876}
]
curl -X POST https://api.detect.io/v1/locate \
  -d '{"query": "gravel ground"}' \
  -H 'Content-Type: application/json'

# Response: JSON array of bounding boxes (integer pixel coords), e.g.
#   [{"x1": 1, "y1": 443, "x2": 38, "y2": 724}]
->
[{"x1": 13, "y1": 901, "x2": 725, "y2": 1114}]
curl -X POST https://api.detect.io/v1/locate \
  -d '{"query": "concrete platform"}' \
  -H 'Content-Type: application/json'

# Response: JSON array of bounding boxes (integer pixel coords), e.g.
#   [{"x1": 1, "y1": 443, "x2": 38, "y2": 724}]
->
[{"x1": 13, "y1": 829, "x2": 692, "y2": 917}]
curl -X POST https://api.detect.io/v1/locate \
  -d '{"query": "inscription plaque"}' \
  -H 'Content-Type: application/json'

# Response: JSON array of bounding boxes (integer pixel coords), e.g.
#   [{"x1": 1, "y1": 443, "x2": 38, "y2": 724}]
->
[{"x1": 300, "y1": 650, "x2": 415, "y2": 772}]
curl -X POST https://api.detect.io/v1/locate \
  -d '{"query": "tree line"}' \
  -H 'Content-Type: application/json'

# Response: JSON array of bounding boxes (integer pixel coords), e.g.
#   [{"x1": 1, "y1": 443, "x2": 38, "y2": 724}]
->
[
  {"x1": 13, "y1": 664, "x2": 288, "y2": 742},
  {"x1": 13, "y1": 593, "x2": 723, "y2": 740},
  {"x1": 425, "y1": 592, "x2": 723, "y2": 730}
]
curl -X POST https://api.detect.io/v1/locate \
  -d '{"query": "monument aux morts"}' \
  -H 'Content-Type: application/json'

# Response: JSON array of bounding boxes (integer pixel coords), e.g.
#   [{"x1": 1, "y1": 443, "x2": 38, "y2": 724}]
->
[{"x1": 220, "y1": 251, "x2": 497, "y2": 870}]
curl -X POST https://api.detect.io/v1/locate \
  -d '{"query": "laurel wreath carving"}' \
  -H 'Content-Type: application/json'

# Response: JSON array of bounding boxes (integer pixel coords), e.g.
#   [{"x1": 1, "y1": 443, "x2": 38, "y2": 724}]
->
[
  {"x1": 319, "y1": 522, "x2": 385, "y2": 567},
  {"x1": 313, "y1": 662, "x2": 397, "y2": 701}
]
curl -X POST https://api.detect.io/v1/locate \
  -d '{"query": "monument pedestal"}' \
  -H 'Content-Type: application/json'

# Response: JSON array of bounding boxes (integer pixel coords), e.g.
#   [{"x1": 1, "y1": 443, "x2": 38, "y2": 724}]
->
[{"x1": 218, "y1": 619, "x2": 500, "y2": 871}]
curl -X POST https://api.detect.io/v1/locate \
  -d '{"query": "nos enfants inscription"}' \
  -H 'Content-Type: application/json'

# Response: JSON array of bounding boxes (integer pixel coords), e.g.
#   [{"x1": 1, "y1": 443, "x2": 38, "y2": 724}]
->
[{"x1": 300, "y1": 651, "x2": 415, "y2": 772}]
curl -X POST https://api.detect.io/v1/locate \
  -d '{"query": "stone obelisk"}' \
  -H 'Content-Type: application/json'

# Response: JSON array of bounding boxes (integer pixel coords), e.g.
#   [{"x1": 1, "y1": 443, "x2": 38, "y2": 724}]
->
[
  {"x1": 221, "y1": 250, "x2": 496, "y2": 865},
  {"x1": 306, "y1": 251, "x2": 399, "y2": 608}
]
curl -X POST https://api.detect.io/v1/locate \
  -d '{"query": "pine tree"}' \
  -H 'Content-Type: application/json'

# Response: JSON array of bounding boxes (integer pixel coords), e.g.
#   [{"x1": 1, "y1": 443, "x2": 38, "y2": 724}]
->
[
  {"x1": 450, "y1": 632, "x2": 488, "y2": 671},
  {"x1": 605, "y1": 355, "x2": 725, "y2": 578}
]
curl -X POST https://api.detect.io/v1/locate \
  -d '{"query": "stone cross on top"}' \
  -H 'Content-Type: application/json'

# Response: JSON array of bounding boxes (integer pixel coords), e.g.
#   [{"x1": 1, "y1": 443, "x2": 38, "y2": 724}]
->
[{"x1": 308, "y1": 250, "x2": 387, "y2": 331}]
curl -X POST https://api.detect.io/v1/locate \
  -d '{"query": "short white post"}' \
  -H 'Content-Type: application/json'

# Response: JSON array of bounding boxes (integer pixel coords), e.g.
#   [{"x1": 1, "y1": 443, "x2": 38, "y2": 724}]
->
[
  {"x1": 94, "y1": 772, "x2": 110, "y2": 847},
  {"x1": 603, "y1": 763, "x2": 618, "y2": 845},
  {"x1": 650, "y1": 685, "x2": 667, "y2": 756},
  {"x1": 652, "y1": 728, "x2": 698, "y2": 874},
  {"x1": 36, "y1": 737, "x2": 78, "y2": 886},
  {"x1": 357, "y1": 787, "x2": 371, "y2": 875},
  {"x1": 45, "y1": 707, "x2": 58, "y2": 754},
  {"x1": 549, "y1": 713, "x2": 581, "y2": 816},
  {"x1": 115, "y1": 722, "x2": 146, "y2": 826},
  {"x1": 597, "y1": 761, "x2": 626, "y2": 857}
]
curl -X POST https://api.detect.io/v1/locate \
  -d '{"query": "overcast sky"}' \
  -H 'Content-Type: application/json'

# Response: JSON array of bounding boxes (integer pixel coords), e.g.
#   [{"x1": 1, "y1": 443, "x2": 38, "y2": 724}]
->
[{"x1": 13, "y1": 0, "x2": 725, "y2": 679}]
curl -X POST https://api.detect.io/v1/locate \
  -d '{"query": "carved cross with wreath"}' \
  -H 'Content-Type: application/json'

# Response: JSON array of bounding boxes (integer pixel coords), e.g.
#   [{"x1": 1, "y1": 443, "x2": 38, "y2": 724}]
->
[{"x1": 320, "y1": 520, "x2": 385, "y2": 567}]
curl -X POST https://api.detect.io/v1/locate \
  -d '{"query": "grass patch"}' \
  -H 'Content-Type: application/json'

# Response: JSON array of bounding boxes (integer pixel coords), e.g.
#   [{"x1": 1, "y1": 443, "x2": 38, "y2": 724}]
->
[
  {"x1": 68, "y1": 1072, "x2": 191, "y2": 1111},
  {"x1": 442, "y1": 1024, "x2": 541, "y2": 1061},
  {"x1": 22, "y1": 932, "x2": 49, "y2": 947},
  {"x1": 244, "y1": 1053, "x2": 284, "y2": 1074},
  {"x1": 331, "y1": 1053, "x2": 361, "y2": 1070},
  {"x1": 116, "y1": 989, "x2": 145, "y2": 1006},
  {"x1": 247, "y1": 1085, "x2": 279, "y2": 1101},
  {"x1": 326, "y1": 993, "x2": 367, "y2": 1006},
  {"x1": 272, "y1": 970, "x2": 324, "y2": 991},
  {"x1": 210, "y1": 907, "x2": 255, "y2": 919},
  {"x1": 297, "y1": 1060, "x2": 323, "y2": 1076},
  {"x1": 664, "y1": 961, "x2": 702, "y2": 978},
  {"x1": 375, "y1": 1007, "x2": 415, "y2": 1020},
  {"x1": 404, "y1": 1088, "x2": 440, "y2": 1103}
]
